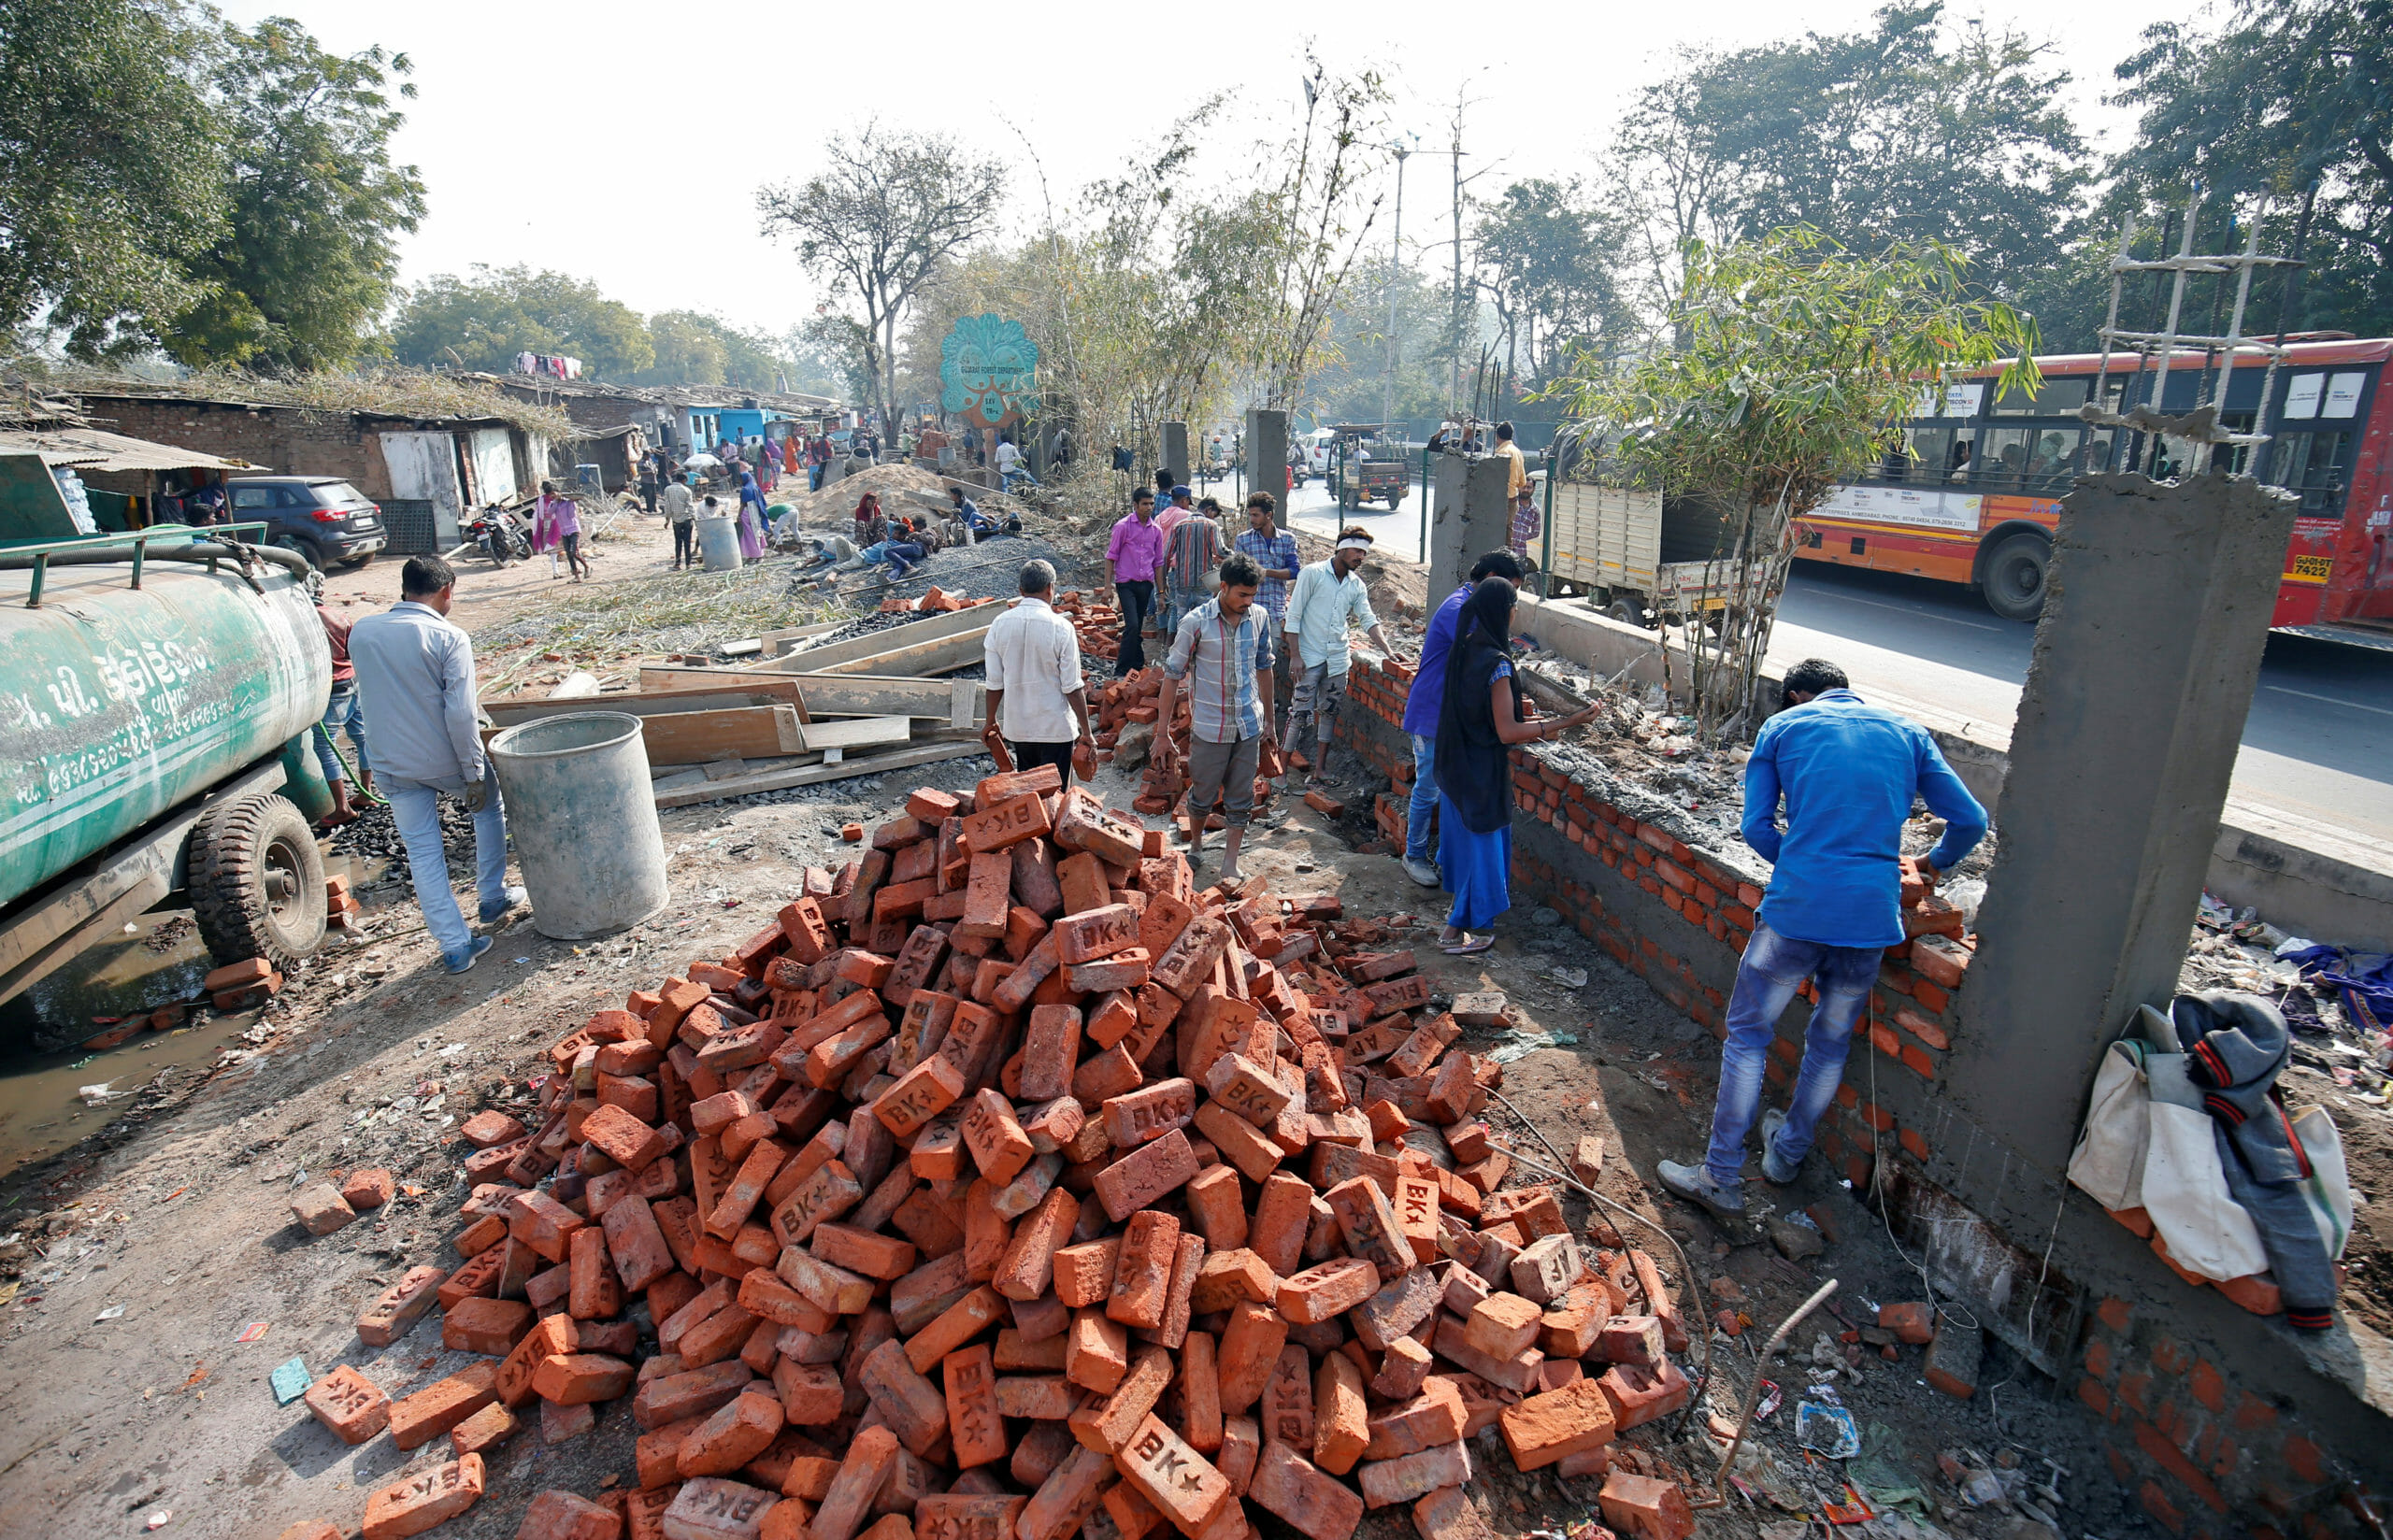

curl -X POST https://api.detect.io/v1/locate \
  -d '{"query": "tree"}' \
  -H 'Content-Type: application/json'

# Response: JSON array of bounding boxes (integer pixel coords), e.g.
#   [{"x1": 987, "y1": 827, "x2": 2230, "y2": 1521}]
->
[
  {"x1": 0, "y1": 0, "x2": 223, "y2": 356},
  {"x1": 756, "y1": 125, "x2": 1005, "y2": 434},
  {"x1": 1553, "y1": 229, "x2": 2038, "y2": 734},
  {"x1": 1601, "y1": 5, "x2": 2090, "y2": 331},
  {"x1": 637, "y1": 311, "x2": 789, "y2": 392},
  {"x1": 1248, "y1": 59, "x2": 1390, "y2": 411},
  {"x1": 2109, "y1": 0, "x2": 2393, "y2": 338},
  {"x1": 387, "y1": 264, "x2": 654, "y2": 378},
  {"x1": 165, "y1": 17, "x2": 425, "y2": 370},
  {"x1": 1473, "y1": 178, "x2": 1631, "y2": 394}
]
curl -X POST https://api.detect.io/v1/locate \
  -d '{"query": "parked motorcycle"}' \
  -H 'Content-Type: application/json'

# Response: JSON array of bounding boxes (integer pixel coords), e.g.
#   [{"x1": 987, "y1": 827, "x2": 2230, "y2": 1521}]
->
[{"x1": 468, "y1": 505, "x2": 530, "y2": 566}]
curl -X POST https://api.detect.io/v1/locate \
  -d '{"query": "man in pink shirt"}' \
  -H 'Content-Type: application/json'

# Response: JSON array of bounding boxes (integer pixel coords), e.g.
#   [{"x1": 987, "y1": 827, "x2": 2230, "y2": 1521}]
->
[{"x1": 1104, "y1": 488, "x2": 1167, "y2": 676}]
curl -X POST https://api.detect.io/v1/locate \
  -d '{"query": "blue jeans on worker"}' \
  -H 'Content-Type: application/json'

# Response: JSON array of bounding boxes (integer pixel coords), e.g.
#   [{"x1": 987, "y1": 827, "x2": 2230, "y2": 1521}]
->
[
  {"x1": 882, "y1": 541, "x2": 925, "y2": 577},
  {"x1": 1703, "y1": 920, "x2": 1883, "y2": 1192},
  {"x1": 1406, "y1": 734, "x2": 1438, "y2": 863},
  {"x1": 383, "y1": 773, "x2": 511, "y2": 963},
  {"x1": 1002, "y1": 465, "x2": 1039, "y2": 493},
  {"x1": 314, "y1": 686, "x2": 371, "y2": 785}
]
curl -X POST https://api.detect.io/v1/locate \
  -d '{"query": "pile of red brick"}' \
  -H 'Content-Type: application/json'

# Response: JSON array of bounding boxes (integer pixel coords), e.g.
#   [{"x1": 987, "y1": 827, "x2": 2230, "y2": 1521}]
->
[
  {"x1": 284, "y1": 763, "x2": 1704, "y2": 1540},
  {"x1": 879, "y1": 592, "x2": 996, "y2": 616},
  {"x1": 1053, "y1": 592, "x2": 1121, "y2": 665}
]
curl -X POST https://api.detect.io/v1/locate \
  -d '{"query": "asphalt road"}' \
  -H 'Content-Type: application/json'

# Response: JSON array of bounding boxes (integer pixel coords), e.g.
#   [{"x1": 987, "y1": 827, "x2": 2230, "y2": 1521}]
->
[{"x1": 1770, "y1": 562, "x2": 2393, "y2": 848}]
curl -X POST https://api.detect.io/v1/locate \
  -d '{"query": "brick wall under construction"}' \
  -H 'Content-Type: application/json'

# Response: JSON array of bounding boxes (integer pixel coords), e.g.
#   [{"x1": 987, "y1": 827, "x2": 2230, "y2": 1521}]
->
[{"x1": 1331, "y1": 651, "x2": 2386, "y2": 1539}]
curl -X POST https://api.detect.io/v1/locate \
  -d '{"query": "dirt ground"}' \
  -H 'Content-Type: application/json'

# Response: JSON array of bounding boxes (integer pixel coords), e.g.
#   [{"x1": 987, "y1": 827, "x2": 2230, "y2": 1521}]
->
[{"x1": 0, "y1": 723, "x2": 2136, "y2": 1540}]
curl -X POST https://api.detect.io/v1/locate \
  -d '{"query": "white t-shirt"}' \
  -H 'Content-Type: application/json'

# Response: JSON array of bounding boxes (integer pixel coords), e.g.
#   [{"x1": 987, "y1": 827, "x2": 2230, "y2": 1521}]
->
[{"x1": 995, "y1": 442, "x2": 1022, "y2": 472}]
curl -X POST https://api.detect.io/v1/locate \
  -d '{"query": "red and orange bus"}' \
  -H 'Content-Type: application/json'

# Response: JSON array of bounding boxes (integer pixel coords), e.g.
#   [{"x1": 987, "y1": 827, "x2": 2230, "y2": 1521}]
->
[{"x1": 1794, "y1": 335, "x2": 2393, "y2": 645}]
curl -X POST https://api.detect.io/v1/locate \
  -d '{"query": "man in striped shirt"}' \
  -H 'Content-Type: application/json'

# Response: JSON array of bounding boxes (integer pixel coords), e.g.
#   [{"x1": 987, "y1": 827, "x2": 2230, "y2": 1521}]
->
[
  {"x1": 1234, "y1": 491, "x2": 1299, "y2": 737},
  {"x1": 1154, "y1": 550, "x2": 1276, "y2": 883}
]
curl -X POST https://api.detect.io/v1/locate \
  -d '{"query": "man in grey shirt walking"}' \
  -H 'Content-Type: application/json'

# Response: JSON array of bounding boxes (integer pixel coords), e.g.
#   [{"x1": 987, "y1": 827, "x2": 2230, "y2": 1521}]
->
[{"x1": 350, "y1": 555, "x2": 525, "y2": 973}]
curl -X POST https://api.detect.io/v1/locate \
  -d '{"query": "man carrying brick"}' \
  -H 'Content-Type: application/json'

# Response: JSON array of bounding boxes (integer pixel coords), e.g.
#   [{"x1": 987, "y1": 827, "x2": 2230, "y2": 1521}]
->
[
  {"x1": 982, "y1": 559, "x2": 1096, "y2": 782},
  {"x1": 1396, "y1": 549, "x2": 1523, "y2": 889},
  {"x1": 1154, "y1": 550, "x2": 1276, "y2": 882},
  {"x1": 1233, "y1": 492, "x2": 1299, "y2": 738},
  {"x1": 350, "y1": 555, "x2": 527, "y2": 974},
  {"x1": 1279, "y1": 527, "x2": 1397, "y2": 790},
  {"x1": 1659, "y1": 658, "x2": 1985, "y2": 1220}
]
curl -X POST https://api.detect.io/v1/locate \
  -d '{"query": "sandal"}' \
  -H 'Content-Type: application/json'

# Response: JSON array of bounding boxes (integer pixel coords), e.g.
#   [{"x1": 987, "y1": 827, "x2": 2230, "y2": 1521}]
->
[{"x1": 1441, "y1": 932, "x2": 1494, "y2": 955}]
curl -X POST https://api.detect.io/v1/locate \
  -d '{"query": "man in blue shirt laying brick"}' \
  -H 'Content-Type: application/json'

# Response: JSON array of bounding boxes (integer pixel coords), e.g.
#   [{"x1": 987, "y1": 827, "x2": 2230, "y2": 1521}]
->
[{"x1": 1659, "y1": 658, "x2": 1987, "y2": 1219}]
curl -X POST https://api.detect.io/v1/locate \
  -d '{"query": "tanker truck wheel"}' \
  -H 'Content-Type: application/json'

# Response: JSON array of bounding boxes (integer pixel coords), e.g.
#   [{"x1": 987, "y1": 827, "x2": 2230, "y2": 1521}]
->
[{"x1": 191, "y1": 792, "x2": 328, "y2": 969}]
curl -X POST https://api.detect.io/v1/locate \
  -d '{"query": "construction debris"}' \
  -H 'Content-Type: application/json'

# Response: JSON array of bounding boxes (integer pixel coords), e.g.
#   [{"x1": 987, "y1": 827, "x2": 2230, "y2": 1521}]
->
[{"x1": 294, "y1": 763, "x2": 1705, "y2": 1540}]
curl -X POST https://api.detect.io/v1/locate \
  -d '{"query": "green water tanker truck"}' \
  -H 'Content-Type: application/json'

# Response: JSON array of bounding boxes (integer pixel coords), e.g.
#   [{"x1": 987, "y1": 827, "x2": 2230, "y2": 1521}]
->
[{"x1": 1, "y1": 452, "x2": 338, "y2": 1007}]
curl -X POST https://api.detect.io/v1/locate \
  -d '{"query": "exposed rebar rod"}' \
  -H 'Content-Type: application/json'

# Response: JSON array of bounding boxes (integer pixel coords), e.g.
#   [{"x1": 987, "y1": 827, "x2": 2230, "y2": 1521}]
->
[{"x1": 1693, "y1": 1277, "x2": 1841, "y2": 1510}]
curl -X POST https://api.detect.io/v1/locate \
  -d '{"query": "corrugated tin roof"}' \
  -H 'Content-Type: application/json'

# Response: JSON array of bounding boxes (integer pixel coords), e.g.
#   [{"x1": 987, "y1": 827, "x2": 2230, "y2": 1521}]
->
[{"x1": 0, "y1": 426, "x2": 261, "y2": 473}]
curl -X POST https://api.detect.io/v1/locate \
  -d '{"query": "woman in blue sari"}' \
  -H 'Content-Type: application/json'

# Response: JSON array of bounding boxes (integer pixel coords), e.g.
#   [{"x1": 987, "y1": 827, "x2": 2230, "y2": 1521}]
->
[{"x1": 1432, "y1": 578, "x2": 1599, "y2": 953}]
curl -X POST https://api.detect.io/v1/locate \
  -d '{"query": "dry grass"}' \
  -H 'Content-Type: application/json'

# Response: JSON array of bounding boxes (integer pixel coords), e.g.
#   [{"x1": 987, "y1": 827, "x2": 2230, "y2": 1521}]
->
[
  {"x1": 471, "y1": 558, "x2": 845, "y2": 695},
  {"x1": 4, "y1": 359, "x2": 581, "y2": 442}
]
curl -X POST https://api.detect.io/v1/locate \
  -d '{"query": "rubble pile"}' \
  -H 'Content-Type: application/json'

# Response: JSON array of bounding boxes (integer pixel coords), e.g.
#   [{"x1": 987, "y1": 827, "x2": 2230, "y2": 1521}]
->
[{"x1": 279, "y1": 762, "x2": 1709, "y2": 1540}]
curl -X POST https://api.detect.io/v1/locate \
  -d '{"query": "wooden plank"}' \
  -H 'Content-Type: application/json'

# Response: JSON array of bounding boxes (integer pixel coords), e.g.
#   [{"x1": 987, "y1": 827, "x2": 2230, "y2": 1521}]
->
[
  {"x1": 754, "y1": 601, "x2": 1002, "y2": 674},
  {"x1": 762, "y1": 620, "x2": 841, "y2": 657},
  {"x1": 633, "y1": 669, "x2": 984, "y2": 724},
  {"x1": 812, "y1": 621, "x2": 993, "y2": 678},
  {"x1": 635, "y1": 706, "x2": 806, "y2": 766},
  {"x1": 653, "y1": 738, "x2": 986, "y2": 809},
  {"x1": 795, "y1": 716, "x2": 911, "y2": 753},
  {"x1": 482, "y1": 680, "x2": 809, "y2": 726}
]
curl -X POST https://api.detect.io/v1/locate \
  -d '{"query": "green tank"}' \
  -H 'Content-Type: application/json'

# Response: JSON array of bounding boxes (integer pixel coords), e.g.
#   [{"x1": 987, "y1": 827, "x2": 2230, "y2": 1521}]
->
[{"x1": 2, "y1": 537, "x2": 330, "y2": 908}]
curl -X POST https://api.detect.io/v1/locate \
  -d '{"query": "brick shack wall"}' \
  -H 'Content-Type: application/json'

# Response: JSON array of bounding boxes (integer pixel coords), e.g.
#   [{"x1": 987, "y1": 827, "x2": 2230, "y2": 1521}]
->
[
  {"x1": 1334, "y1": 651, "x2": 2386, "y2": 1539},
  {"x1": 82, "y1": 398, "x2": 394, "y2": 498}
]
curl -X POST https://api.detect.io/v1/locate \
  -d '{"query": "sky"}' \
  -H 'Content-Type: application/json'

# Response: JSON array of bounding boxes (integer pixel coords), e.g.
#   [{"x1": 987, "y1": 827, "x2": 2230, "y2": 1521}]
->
[{"x1": 222, "y1": 0, "x2": 2170, "y2": 340}]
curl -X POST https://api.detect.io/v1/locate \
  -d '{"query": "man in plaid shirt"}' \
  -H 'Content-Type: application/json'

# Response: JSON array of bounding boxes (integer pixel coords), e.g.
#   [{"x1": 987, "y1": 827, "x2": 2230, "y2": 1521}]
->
[
  {"x1": 1234, "y1": 491, "x2": 1299, "y2": 737},
  {"x1": 1154, "y1": 550, "x2": 1276, "y2": 883}
]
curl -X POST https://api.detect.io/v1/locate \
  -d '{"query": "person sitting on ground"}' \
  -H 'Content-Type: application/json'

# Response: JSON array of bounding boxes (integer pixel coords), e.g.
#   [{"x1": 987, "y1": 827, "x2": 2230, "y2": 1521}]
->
[
  {"x1": 949, "y1": 484, "x2": 996, "y2": 537},
  {"x1": 1656, "y1": 658, "x2": 1986, "y2": 1222},
  {"x1": 1431, "y1": 577, "x2": 1599, "y2": 955},
  {"x1": 853, "y1": 492, "x2": 889, "y2": 548}
]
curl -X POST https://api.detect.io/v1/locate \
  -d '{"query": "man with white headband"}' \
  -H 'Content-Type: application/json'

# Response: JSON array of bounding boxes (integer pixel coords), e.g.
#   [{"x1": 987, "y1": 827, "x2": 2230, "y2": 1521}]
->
[{"x1": 1280, "y1": 526, "x2": 1397, "y2": 790}]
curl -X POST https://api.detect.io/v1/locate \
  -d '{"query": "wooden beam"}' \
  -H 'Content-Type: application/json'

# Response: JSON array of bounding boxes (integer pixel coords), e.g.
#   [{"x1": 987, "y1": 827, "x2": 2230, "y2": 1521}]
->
[
  {"x1": 633, "y1": 669, "x2": 983, "y2": 725},
  {"x1": 753, "y1": 601, "x2": 1002, "y2": 674},
  {"x1": 653, "y1": 738, "x2": 987, "y2": 808},
  {"x1": 812, "y1": 621, "x2": 993, "y2": 678},
  {"x1": 795, "y1": 716, "x2": 910, "y2": 753},
  {"x1": 482, "y1": 680, "x2": 810, "y2": 726}
]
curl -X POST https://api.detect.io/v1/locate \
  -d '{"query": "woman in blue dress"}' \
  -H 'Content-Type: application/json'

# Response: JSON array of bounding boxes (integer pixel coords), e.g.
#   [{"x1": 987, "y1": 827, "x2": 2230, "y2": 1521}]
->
[{"x1": 1432, "y1": 578, "x2": 1600, "y2": 953}]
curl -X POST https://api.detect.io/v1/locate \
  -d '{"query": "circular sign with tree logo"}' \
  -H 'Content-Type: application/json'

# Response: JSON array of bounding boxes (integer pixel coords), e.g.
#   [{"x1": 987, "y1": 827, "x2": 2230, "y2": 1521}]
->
[{"x1": 940, "y1": 314, "x2": 1039, "y2": 430}]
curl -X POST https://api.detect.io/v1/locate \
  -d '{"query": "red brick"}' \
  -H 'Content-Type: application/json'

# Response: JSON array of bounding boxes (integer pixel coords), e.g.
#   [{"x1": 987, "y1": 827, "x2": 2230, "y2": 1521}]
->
[
  {"x1": 1499, "y1": 1378, "x2": 1618, "y2": 1470},
  {"x1": 389, "y1": 1362, "x2": 499, "y2": 1449},
  {"x1": 359, "y1": 1265, "x2": 447, "y2": 1347},
  {"x1": 681, "y1": 1390, "x2": 786, "y2": 1479},
  {"x1": 516, "y1": 1489, "x2": 622, "y2": 1540},
  {"x1": 1598, "y1": 1471, "x2": 1693, "y2": 1540},
  {"x1": 304, "y1": 1363, "x2": 391, "y2": 1445},
  {"x1": 362, "y1": 1454, "x2": 485, "y2": 1539}
]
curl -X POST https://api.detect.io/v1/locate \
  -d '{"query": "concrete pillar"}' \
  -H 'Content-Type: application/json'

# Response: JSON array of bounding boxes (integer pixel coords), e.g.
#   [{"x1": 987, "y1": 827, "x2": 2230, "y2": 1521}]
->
[
  {"x1": 1945, "y1": 470, "x2": 2299, "y2": 1175},
  {"x1": 1243, "y1": 409, "x2": 1287, "y2": 515},
  {"x1": 1161, "y1": 422, "x2": 1190, "y2": 490},
  {"x1": 1428, "y1": 454, "x2": 1512, "y2": 596}
]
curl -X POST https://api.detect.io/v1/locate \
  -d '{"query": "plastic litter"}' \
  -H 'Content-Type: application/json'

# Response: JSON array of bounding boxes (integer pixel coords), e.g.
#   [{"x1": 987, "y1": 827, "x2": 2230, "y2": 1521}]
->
[
  {"x1": 93, "y1": 1304, "x2": 125, "y2": 1322},
  {"x1": 235, "y1": 1321, "x2": 269, "y2": 1344},
  {"x1": 268, "y1": 1356, "x2": 312, "y2": 1405},
  {"x1": 1796, "y1": 1401, "x2": 1862, "y2": 1459}
]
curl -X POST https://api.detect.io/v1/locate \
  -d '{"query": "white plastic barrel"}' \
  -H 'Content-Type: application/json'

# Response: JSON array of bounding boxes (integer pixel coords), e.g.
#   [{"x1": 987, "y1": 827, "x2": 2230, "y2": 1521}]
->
[
  {"x1": 487, "y1": 711, "x2": 669, "y2": 940},
  {"x1": 697, "y1": 515, "x2": 741, "y2": 572}
]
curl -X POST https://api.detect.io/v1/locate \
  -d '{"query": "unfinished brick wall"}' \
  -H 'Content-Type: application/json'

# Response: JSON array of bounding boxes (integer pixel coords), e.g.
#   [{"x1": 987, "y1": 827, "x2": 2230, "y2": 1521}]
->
[{"x1": 1333, "y1": 652, "x2": 2385, "y2": 1534}]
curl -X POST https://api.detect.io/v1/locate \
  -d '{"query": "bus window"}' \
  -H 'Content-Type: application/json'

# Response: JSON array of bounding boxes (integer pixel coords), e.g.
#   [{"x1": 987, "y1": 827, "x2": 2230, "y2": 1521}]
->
[
  {"x1": 2027, "y1": 429, "x2": 2077, "y2": 490},
  {"x1": 1979, "y1": 427, "x2": 2037, "y2": 489},
  {"x1": 2075, "y1": 428, "x2": 2117, "y2": 478},
  {"x1": 2271, "y1": 431, "x2": 2353, "y2": 517},
  {"x1": 1991, "y1": 378, "x2": 2091, "y2": 417},
  {"x1": 1944, "y1": 427, "x2": 1979, "y2": 482},
  {"x1": 1900, "y1": 427, "x2": 1953, "y2": 483}
]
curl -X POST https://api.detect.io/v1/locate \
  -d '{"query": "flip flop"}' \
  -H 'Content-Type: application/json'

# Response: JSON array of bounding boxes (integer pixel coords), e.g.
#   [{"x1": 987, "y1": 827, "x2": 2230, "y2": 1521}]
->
[{"x1": 1441, "y1": 934, "x2": 1494, "y2": 955}]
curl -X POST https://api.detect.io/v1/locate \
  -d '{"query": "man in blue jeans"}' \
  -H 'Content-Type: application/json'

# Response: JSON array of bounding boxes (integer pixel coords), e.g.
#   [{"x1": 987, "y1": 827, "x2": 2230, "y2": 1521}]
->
[
  {"x1": 349, "y1": 555, "x2": 527, "y2": 975},
  {"x1": 1658, "y1": 658, "x2": 1986, "y2": 1219},
  {"x1": 1397, "y1": 549, "x2": 1523, "y2": 888}
]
